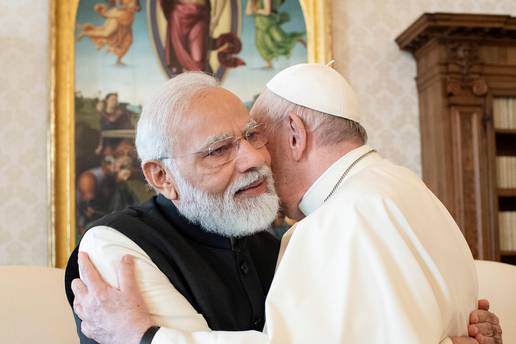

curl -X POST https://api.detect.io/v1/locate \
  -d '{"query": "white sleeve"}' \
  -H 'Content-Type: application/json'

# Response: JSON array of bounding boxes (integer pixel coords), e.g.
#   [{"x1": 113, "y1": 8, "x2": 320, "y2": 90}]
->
[
  {"x1": 79, "y1": 226, "x2": 210, "y2": 332},
  {"x1": 151, "y1": 328, "x2": 268, "y2": 344},
  {"x1": 261, "y1": 195, "x2": 475, "y2": 343}
]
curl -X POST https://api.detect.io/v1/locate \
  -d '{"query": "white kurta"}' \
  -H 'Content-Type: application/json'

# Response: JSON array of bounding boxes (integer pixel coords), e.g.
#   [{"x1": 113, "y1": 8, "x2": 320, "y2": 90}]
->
[
  {"x1": 79, "y1": 226, "x2": 211, "y2": 332},
  {"x1": 146, "y1": 145, "x2": 478, "y2": 343}
]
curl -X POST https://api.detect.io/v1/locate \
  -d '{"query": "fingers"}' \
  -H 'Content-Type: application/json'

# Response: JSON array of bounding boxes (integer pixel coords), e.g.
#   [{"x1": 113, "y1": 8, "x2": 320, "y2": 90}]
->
[
  {"x1": 78, "y1": 251, "x2": 108, "y2": 294},
  {"x1": 118, "y1": 255, "x2": 138, "y2": 292},
  {"x1": 450, "y1": 336, "x2": 479, "y2": 344},
  {"x1": 81, "y1": 320, "x2": 95, "y2": 340},
  {"x1": 475, "y1": 333, "x2": 498, "y2": 344},
  {"x1": 71, "y1": 278, "x2": 88, "y2": 298},
  {"x1": 469, "y1": 323, "x2": 479, "y2": 337},
  {"x1": 469, "y1": 323, "x2": 503, "y2": 344},
  {"x1": 475, "y1": 334, "x2": 492, "y2": 344},
  {"x1": 71, "y1": 278, "x2": 89, "y2": 320},
  {"x1": 477, "y1": 299, "x2": 490, "y2": 311},
  {"x1": 477, "y1": 333, "x2": 503, "y2": 344},
  {"x1": 74, "y1": 299, "x2": 85, "y2": 320},
  {"x1": 471, "y1": 323, "x2": 495, "y2": 337},
  {"x1": 470, "y1": 309, "x2": 499, "y2": 325}
]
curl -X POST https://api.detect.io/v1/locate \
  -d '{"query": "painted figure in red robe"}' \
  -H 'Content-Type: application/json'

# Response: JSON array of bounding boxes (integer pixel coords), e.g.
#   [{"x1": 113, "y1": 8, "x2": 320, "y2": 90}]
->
[{"x1": 159, "y1": 0, "x2": 245, "y2": 75}]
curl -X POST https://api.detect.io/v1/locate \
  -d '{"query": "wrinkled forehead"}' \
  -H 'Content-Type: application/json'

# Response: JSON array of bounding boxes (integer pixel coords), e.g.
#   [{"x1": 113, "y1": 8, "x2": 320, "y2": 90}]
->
[
  {"x1": 174, "y1": 88, "x2": 252, "y2": 149},
  {"x1": 194, "y1": 119, "x2": 259, "y2": 152}
]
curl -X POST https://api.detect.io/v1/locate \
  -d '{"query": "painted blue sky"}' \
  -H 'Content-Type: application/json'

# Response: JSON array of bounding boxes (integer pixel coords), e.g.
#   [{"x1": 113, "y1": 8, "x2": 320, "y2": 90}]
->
[
  {"x1": 75, "y1": 0, "x2": 307, "y2": 106},
  {"x1": 223, "y1": 0, "x2": 307, "y2": 103},
  {"x1": 75, "y1": 0, "x2": 166, "y2": 106}
]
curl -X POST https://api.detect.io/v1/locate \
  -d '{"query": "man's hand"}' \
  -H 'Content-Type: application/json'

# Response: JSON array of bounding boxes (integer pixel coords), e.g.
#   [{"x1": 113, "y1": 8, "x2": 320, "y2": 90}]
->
[
  {"x1": 451, "y1": 299, "x2": 503, "y2": 344},
  {"x1": 468, "y1": 300, "x2": 502, "y2": 344},
  {"x1": 71, "y1": 252, "x2": 154, "y2": 344}
]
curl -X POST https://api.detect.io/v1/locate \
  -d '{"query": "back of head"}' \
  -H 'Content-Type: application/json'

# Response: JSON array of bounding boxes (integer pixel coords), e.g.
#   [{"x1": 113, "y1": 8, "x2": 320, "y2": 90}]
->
[
  {"x1": 135, "y1": 72, "x2": 218, "y2": 162},
  {"x1": 252, "y1": 63, "x2": 367, "y2": 145}
]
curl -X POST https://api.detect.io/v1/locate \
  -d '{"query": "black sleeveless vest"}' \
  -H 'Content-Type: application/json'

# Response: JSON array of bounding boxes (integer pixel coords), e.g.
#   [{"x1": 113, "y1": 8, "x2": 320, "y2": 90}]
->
[{"x1": 65, "y1": 195, "x2": 279, "y2": 342}]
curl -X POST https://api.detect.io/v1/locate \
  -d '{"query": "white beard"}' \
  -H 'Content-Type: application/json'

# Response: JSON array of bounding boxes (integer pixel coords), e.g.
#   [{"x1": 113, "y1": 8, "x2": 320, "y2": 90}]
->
[{"x1": 167, "y1": 163, "x2": 280, "y2": 238}]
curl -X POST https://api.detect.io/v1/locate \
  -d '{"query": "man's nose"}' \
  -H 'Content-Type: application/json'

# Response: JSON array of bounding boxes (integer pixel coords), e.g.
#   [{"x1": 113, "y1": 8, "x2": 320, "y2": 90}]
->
[{"x1": 234, "y1": 139, "x2": 267, "y2": 172}]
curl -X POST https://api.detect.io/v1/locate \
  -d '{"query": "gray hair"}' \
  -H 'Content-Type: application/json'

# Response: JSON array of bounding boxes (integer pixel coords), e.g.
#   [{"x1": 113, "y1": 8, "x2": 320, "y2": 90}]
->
[
  {"x1": 135, "y1": 72, "x2": 218, "y2": 162},
  {"x1": 251, "y1": 88, "x2": 367, "y2": 146}
]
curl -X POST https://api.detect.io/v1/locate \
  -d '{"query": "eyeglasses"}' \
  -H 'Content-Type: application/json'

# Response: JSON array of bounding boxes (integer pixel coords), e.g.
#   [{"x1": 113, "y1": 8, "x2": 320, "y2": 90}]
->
[{"x1": 158, "y1": 123, "x2": 268, "y2": 168}]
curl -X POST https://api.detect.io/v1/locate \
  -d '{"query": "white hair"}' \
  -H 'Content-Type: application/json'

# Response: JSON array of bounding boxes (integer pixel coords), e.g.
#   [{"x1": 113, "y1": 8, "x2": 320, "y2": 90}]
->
[
  {"x1": 135, "y1": 72, "x2": 218, "y2": 162},
  {"x1": 163, "y1": 159, "x2": 279, "y2": 237},
  {"x1": 251, "y1": 88, "x2": 367, "y2": 146}
]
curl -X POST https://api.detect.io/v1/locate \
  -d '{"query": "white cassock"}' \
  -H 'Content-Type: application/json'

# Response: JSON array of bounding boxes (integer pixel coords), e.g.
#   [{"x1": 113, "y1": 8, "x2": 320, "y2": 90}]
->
[{"x1": 149, "y1": 145, "x2": 478, "y2": 343}]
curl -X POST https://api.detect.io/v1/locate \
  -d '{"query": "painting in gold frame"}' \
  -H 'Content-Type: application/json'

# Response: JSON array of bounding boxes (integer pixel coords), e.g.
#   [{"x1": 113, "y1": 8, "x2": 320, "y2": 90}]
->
[{"x1": 50, "y1": 0, "x2": 332, "y2": 268}]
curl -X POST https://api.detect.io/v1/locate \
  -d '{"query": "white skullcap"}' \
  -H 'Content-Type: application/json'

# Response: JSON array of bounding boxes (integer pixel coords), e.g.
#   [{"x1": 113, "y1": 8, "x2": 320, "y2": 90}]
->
[{"x1": 266, "y1": 63, "x2": 361, "y2": 123}]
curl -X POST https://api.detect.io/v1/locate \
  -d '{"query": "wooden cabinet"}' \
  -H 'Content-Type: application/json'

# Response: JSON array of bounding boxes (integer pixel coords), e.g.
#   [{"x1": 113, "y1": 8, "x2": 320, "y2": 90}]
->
[{"x1": 396, "y1": 13, "x2": 516, "y2": 262}]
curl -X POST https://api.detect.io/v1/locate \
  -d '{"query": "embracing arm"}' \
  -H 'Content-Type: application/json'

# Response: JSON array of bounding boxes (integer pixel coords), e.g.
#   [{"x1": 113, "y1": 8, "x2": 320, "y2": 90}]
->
[
  {"x1": 73, "y1": 251, "x2": 502, "y2": 344},
  {"x1": 72, "y1": 224, "x2": 502, "y2": 344},
  {"x1": 73, "y1": 250, "x2": 268, "y2": 344},
  {"x1": 74, "y1": 226, "x2": 210, "y2": 342}
]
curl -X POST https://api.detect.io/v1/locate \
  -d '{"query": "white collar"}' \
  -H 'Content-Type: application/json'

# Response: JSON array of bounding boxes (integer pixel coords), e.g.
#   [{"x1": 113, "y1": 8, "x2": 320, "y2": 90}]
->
[{"x1": 298, "y1": 145, "x2": 376, "y2": 216}]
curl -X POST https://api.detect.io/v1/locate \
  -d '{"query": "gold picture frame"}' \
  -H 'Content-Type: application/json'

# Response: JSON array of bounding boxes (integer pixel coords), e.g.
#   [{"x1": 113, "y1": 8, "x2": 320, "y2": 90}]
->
[{"x1": 49, "y1": 0, "x2": 332, "y2": 268}]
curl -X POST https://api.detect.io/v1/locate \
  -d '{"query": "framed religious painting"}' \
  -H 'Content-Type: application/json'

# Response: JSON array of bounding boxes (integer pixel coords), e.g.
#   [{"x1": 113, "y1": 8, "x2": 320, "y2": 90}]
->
[{"x1": 50, "y1": 0, "x2": 332, "y2": 267}]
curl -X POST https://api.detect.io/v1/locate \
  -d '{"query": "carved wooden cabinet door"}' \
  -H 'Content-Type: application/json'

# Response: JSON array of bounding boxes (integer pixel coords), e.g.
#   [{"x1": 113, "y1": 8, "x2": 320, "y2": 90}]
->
[
  {"x1": 397, "y1": 13, "x2": 516, "y2": 261},
  {"x1": 449, "y1": 105, "x2": 496, "y2": 259}
]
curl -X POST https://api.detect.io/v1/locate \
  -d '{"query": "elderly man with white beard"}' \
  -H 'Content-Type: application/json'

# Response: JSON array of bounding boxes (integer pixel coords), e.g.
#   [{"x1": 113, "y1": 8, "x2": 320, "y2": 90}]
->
[
  {"x1": 71, "y1": 66, "x2": 503, "y2": 344},
  {"x1": 65, "y1": 72, "x2": 282, "y2": 343}
]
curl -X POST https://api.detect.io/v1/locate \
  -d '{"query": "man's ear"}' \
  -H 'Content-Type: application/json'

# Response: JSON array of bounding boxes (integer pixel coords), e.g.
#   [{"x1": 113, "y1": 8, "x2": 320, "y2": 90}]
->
[
  {"x1": 287, "y1": 112, "x2": 308, "y2": 161},
  {"x1": 142, "y1": 161, "x2": 178, "y2": 200}
]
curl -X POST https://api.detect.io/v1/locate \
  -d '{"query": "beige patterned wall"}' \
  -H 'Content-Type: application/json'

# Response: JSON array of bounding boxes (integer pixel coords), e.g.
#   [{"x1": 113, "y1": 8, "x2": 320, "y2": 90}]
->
[
  {"x1": 0, "y1": 1, "x2": 49, "y2": 265},
  {"x1": 333, "y1": 0, "x2": 516, "y2": 176}
]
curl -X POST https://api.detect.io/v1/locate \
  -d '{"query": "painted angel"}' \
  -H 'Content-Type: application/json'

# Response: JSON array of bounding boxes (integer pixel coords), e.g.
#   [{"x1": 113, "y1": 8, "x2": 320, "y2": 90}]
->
[
  {"x1": 246, "y1": 0, "x2": 305, "y2": 68},
  {"x1": 79, "y1": 0, "x2": 142, "y2": 64}
]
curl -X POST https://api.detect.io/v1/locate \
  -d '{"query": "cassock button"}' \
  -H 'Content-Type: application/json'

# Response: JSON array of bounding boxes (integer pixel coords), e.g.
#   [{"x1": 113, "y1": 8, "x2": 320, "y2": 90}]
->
[{"x1": 240, "y1": 261, "x2": 249, "y2": 275}]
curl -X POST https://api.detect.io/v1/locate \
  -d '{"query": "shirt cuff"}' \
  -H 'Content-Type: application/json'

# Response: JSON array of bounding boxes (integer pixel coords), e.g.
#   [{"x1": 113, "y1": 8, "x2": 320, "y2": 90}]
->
[
  {"x1": 140, "y1": 326, "x2": 161, "y2": 344},
  {"x1": 439, "y1": 337, "x2": 453, "y2": 344}
]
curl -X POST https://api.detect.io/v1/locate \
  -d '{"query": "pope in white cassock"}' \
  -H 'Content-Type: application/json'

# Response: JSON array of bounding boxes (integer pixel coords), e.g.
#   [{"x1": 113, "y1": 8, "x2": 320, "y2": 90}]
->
[{"x1": 75, "y1": 64, "x2": 481, "y2": 343}]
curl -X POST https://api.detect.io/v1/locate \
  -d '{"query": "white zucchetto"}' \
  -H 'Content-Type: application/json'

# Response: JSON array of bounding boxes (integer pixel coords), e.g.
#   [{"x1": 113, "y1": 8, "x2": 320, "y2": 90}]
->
[{"x1": 266, "y1": 63, "x2": 361, "y2": 123}]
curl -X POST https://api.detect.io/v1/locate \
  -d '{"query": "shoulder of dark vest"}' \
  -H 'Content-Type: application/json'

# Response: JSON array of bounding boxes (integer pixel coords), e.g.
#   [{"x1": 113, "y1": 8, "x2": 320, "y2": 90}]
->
[
  {"x1": 64, "y1": 197, "x2": 162, "y2": 306},
  {"x1": 85, "y1": 197, "x2": 156, "y2": 230}
]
